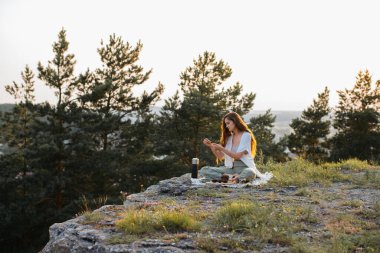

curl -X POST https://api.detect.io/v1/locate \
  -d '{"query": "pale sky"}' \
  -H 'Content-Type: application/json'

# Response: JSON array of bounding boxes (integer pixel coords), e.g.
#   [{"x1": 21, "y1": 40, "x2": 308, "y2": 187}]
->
[{"x1": 1, "y1": 0, "x2": 379, "y2": 110}]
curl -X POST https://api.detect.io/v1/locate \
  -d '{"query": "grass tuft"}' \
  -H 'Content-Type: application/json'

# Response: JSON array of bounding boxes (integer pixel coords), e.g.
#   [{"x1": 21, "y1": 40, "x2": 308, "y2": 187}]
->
[
  {"x1": 352, "y1": 170, "x2": 380, "y2": 189},
  {"x1": 185, "y1": 188, "x2": 227, "y2": 198},
  {"x1": 360, "y1": 201, "x2": 380, "y2": 220},
  {"x1": 116, "y1": 209, "x2": 156, "y2": 234},
  {"x1": 337, "y1": 159, "x2": 371, "y2": 171},
  {"x1": 326, "y1": 214, "x2": 377, "y2": 234},
  {"x1": 159, "y1": 209, "x2": 201, "y2": 232},
  {"x1": 212, "y1": 201, "x2": 296, "y2": 245},
  {"x1": 341, "y1": 199, "x2": 364, "y2": 208},
  {"x1": 294, "y1": 188, "x2": 312, "y2": 197},
  {"x1": 213, "y1": 201, "x2": 255, "y2": 231},
  {"x1": 81, "y1": 211, "x2": 106, "y2": 224},
  {"x1": 116, "y1": 205, "x2": 201, "y2": 234}
]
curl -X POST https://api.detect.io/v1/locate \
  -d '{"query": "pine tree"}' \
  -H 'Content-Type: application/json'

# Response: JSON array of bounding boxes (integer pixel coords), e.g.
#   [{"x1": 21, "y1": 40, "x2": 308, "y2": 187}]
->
[
  {"x1": 3, "y1": 65, "x2": 36, "y2": 174},
  {"x1": 82, "y1": 34, "x2": 163, "y2": 151},
  {"x1": 73, "y1": 35, "x2": 164, "y2": 195},
  {"x1": 38, "y1": 29, "x2": 76, "y2": 109},
  {"x1": 288, "y1": 87, "x2": 331, "y2": 162},
  {"x1": 35, "y1": 28, "x2": 77, "y2": 209},
  {"x1": 0, "y1": 30, "x2": 164, "y2": 252},
  {"x1": 158, "y1": 51, "x2": 255, "y2": 167},
  {"x1": 331, "y1": 70, "x2": 380, "y2": 162},
  {"x1": 0, "y1": 66, "x2": 48, "y2": 251},
  {"x1": 249, "y1": 110, "x2": 286, "y2": 162}
]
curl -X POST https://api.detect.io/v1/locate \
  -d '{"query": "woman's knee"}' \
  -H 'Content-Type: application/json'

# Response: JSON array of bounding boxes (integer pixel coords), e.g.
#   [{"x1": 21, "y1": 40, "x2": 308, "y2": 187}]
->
[
  {"x1": 199, "y1": 166, "x2": 211, "y2": 174},
  {"x1": 240, "y1": 168, "x2": 256, "y2": 181},
  {"x1": 199, "y1": 166, "x2": 223, "y2": 179},
  {"x1": 199, "y1": 166, "x2": 212, "y2": 176}
]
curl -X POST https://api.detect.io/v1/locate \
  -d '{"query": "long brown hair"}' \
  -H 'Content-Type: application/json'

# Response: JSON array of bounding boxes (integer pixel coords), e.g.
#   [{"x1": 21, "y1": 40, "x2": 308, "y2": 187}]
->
[{"x1": 219, "y1": 111, "x2": 257, "y2": 158}]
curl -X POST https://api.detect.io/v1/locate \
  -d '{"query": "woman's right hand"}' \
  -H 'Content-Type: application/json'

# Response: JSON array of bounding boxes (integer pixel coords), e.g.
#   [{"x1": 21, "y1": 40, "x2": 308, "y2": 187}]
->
[
  {"x1": 203, "y1": 138, "x2": 212, "y2": 147},
  {"x1": 205, "y1": 139, "x2": 225, "y2": 160},
  {"x1": 211, "y1": 143, "x2": 224, "y2": 151}
]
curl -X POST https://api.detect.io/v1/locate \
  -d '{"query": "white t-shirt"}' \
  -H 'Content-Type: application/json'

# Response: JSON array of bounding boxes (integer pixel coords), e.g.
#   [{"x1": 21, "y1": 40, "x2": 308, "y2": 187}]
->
[{"x1": 223, "y1": 131, "x2": 264, "y2": 177}]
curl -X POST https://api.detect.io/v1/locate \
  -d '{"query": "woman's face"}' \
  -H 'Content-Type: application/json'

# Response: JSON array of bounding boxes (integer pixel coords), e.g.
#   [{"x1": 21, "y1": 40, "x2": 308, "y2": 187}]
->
[{"x1": 224, "y1": 118, "x2": 236, "y2": 132}]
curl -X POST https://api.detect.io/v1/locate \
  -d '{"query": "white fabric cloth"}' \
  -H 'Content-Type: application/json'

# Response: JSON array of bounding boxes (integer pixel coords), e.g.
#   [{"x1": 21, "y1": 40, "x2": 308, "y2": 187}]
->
[
  {"x1": 223, "y1": 131, "x2": 271, "y2": 179},
  {"x1": 224, "y1": 131, "x2": 254, "y2": 168},
  {"x1": 191, "y1": 175, "x2": 273, "y2": 187}
]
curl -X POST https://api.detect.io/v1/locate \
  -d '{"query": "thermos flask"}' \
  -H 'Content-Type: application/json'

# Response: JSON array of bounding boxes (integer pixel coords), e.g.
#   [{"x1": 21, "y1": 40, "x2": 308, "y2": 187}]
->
[{"x1": 191, "y1": 158, "x2": 199, "y2": 178}]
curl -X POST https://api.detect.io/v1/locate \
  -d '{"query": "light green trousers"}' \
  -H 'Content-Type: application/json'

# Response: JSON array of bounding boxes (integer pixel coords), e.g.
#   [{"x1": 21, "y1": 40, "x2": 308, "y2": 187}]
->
[{"x1": 199, "y1": 161, "x2": 256, "y2": 181}]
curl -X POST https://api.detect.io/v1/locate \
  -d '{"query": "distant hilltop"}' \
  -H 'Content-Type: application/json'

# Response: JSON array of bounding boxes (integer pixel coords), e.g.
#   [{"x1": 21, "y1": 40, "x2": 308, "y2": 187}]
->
[
  {"x1": 245, "y1": 110, "x2": 302, "y2": 140},
  {"x1": 151, "y1": 107, "x2": 301, "y2": 140},
  {"x1": 0, "y1": 103, "x2": 15, "y2": 113}
]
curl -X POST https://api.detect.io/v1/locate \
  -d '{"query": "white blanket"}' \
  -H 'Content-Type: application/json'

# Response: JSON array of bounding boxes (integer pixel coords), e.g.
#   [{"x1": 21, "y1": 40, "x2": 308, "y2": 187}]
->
[{"x1": 191, "y1": 172, "x2": 273, "y2": 188}]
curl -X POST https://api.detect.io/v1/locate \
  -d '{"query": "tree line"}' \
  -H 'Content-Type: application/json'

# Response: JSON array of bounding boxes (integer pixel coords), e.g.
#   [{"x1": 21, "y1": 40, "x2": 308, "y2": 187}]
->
[{"x1": 0, "y1": 29, "x2": 379, "y2": 252}]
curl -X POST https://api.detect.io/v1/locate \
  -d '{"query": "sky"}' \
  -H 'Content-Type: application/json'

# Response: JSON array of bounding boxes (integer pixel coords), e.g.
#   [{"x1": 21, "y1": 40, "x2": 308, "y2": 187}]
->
[{"x1": 0, "y1": 0, "x2": 379, "y2": 111}]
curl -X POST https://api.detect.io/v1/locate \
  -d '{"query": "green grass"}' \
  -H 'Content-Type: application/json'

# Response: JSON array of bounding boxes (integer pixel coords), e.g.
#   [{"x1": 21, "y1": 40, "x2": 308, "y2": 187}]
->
[
  {"x1": 212, "y1": 201, "x2": 297, "y2": 246},
  {"x1": 107, "y1": 234, "x2": 140, "y2": 245},
  {"x1": 116, "y1": 209, "x2": 157, "y2": 234},
  {"x1": 328, "y1": 231, "x2": 380, "y2": 253},
  {"x1": 108, "y1": 159, "x2": 379, "y2": 252},
  {"x1": 322, "y1": 158, "x2": 368, "y2": 171},
  {"x1": 341, "y1": 199, "x2": 364, "y2": 208},
  {"x1": 81, "y1": 211, "x2": 106, "y2": 224},
  {"x1": 360, "y1": 201, "x2": 380, "y2": 220},
  {"x1": 289, "y1": 230, "x2": 380, "y2": 253},
  {"x1": 160, "y1": 210, "x2": 201, "y2": 232},
  {"x1": 185, "y1": 188, "x2": 227, "y2": 198},
  {"x1": 326, "y1": 213, "x2": 377, "y2": 234},
  {"x1": 116, "y1": 205, "x2": 201, "y2": 234},
  {"x1": 290, "y1": 241, "x2": 327, "y2": 253},
  {"x1": 159, "y1": 198, "x2": 177, "y2": 205},
  {"x1": 264, "y1": 159, "x2": 350, "y2": 187},
  {"x1": 79, "y1": 194, "x2": 108, "y2": 213},
  {"x1": 352, "y1": 170, "x2": 380, "y2": 189},
  {"x1": 322, "y1": 192, "x2": 343, "y2": 202},
  {"x1": 260, "y1": 158, "x2": 378, "y2": 188},
  {"x1": 212, "y1": 201, "x2": 256, "y2": 231},
  {"x1": 196, "y1": 235, "x2": 258, "y2": 252},
  {"x1": 336, "y1": 159, "x2": 372, "y2": 171},
  {"x1": 294, "y1": 188, "x2": 313, "y2": 197},
  {"x1": 295, "y1": 206, "x2": 318, "y2": 224}
]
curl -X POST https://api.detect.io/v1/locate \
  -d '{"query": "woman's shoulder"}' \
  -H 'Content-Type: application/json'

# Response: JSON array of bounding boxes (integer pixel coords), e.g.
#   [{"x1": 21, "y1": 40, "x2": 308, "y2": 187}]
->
[
  {"x1": 242, "y1": 131, "x2": 251, "y2": 137},
  {"x1": 241, "y1": 131, "x2": 252, "y2": 141}
]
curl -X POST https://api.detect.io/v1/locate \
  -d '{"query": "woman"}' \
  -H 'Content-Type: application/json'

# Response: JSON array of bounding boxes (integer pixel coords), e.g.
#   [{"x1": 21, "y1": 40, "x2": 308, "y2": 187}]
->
[{"x1": 200, "y1": 111, "x2": 266, "y2": 183}]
